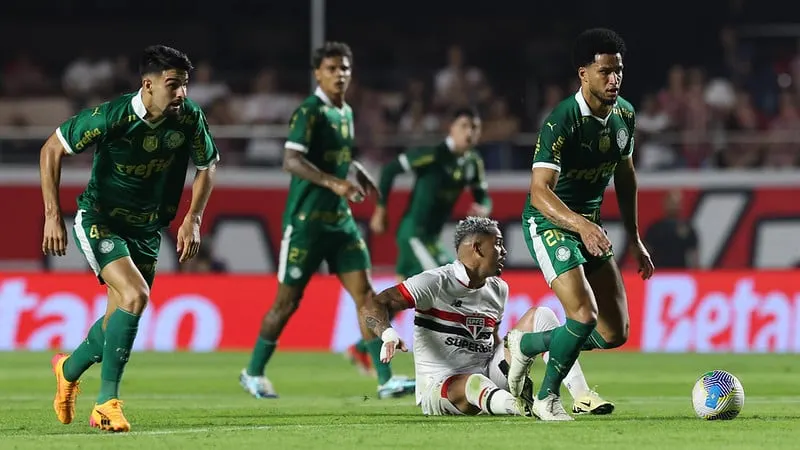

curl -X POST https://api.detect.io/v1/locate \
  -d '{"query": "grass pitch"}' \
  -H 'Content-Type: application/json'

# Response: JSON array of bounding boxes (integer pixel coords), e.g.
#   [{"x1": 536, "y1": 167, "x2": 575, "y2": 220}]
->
[{"x1": 1, "y1": 351, "x2": 798, "y2": 449}]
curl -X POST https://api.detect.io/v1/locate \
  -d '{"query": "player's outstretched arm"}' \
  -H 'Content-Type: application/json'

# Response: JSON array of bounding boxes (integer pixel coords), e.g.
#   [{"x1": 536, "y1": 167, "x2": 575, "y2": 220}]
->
[
  {"x1": 39, "y1": 132, "x2": 70, "y2": 257},
  {"x1": 614, "y1": 158, "x2": 654, "y2": 279},
  {"x1": 359, "y1": 285, "x2": 413, "y2": 362},
  {"x1": 530, "y1": 168, "x2": 611, "y2": 257},
  {"x1": 176, "y1": 163, "x2": 217, "y2": 263},
  {"x1": 369, "y1": 157, "x2": 405, "y2": 234}
]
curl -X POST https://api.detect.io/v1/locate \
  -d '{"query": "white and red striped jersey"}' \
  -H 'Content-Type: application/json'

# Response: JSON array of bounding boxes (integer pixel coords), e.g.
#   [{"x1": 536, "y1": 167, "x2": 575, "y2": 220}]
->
[{"x1": 397, "y1": 261, "x2": 508, "y2": 403}]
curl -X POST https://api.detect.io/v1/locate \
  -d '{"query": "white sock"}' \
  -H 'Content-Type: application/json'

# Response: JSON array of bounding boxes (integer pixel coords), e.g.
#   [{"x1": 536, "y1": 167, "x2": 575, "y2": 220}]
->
[
  {"x1": 465, "y1": 374, "x2": 520, "y2": 415},
  {"x1": 542, "y1": 352, "x2": 590, "y2": 398},
  {"x1": 533, "y1": 307, "x2": 591, "y2": 399}
]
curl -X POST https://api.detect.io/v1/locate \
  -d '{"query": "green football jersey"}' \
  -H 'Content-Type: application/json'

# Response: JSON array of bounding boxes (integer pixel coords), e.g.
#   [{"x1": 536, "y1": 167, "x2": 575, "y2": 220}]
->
[
  {"x1": 56, "y1": 90, "x2": 220, "y2": 233},
  {"x1": 283, "y1": 88, "x2": 355, "y2": 226},
  {"x1": 524, "y1": 91, "x2": 635, "y2": 231},
  {"x1": 391, "y1": 139, "x2": 491, "y2": 237}
]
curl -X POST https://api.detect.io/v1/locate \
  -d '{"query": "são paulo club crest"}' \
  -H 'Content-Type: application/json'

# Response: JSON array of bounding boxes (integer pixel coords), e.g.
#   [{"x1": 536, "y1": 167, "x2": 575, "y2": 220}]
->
[{"x1": 465, "y1": 317, "x2": 485, "y2": 340}]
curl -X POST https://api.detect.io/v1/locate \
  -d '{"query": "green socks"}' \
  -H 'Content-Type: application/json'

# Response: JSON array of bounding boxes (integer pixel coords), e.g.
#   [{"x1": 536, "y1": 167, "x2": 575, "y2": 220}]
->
[
  {"x1": 63, "y1": 317, "x2": 105, "y2": 382},
  {"x1": 364, "y1": 337, "x2": 393, "y2": 385},
  {"x1": 355, "y1": 339, "x2": 368, "y2": 353},
  {"x1": 97, "y1": 308, "x2": 141, "y2": 404},
  {"x1": 246, "y1": 337, "x2": 277, "y2": 377},
  {"x1": 520, "y1": 328, "x2": 617, "y2": 356},
  {"x1": 537, "y1": 319, "x2": 596, "y2": 400},
  {"x1": 519, "y1": 330, "x2": 552, "y2": 357}
]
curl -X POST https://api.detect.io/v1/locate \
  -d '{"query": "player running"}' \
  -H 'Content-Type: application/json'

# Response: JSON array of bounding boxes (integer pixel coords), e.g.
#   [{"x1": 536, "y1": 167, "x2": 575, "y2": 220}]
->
[
  {"x1": 505, "y1": 28, "x2": 655, "y2": 420},
  {"x1": 347, "y1": 108, "x2": 492, "y2": 376},
  {"x1": 240, "y1": 42, "x2": 415, "y2": 400},
  {"x1": 359, "y1": 217, "x2": 613, "y2": 416},
  {"x1": 41, "y1": 45, "x2": 219, "y2": 432}
]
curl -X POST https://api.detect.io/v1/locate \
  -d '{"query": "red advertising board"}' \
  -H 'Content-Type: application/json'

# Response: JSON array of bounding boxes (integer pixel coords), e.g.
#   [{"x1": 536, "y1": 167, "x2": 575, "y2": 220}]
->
[
  {"x1": 2, "y1": 271, "x2": 799, "y2": 353},
  {"x1": 2, "y1": 183, "x2": 800, "y2": 271}
]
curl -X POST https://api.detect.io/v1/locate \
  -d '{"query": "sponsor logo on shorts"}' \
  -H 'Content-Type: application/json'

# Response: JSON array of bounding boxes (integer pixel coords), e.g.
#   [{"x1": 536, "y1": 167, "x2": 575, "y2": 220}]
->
[
  {"x1": 98, "y1": 239, "x2": 115, "y2": 254},
  {"x1": 444, "y1": 337, "x2": 492, "y2": 353},
  {"x1": 555, "y1": 246, "x2": 571, "y2": 262}
]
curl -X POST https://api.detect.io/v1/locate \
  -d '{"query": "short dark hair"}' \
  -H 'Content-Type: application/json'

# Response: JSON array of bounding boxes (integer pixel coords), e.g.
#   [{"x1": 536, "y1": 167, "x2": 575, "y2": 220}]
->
[
  {"x1": 139, "y1": 45, "x2": 194, "y2": 77},
  {"x1": 454, "y1": 216, "x2": 499, "y2": 249},
  {"x1": 572, "y1": 28, "x2": 627, "y2": 70},
  {"x1": 312, "y1": 42, "x2": 353, "y2": 69},
  {"x1": 451, "y1": 107, "x2": 480, "y2": 122}
]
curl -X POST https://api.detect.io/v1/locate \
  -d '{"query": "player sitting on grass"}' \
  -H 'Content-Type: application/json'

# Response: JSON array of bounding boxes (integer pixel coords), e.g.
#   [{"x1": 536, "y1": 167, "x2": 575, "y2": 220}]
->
[{"x1": 358, "y1": 217, "x2": 613, "y2": 416}]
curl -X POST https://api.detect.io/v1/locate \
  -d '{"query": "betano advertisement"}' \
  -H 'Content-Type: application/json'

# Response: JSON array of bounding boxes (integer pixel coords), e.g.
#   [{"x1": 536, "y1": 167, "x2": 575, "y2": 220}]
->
[{"x1": 2, "y1": 271, "x2": 799, "y2": 353}]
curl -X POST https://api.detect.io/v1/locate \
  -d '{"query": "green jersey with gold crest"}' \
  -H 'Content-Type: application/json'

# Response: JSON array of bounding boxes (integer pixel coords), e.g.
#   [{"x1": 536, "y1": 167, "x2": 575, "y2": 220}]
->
[
  {"x1": 283, "y1": 88, "x2": 355, "y2": 227},
  {"x1": 524, "y1": 91, "x2": 635, "y2": 231},
  {"x1": 381, "y1": 139, "x2": 491, "y2": 238},
  {"x1": 56, "y1": 90, "x2": 220, "y2": 234}
]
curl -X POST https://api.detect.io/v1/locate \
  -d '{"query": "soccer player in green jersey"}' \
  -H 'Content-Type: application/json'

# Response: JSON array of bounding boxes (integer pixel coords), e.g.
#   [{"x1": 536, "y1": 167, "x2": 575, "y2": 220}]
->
[
  {"x1": 371, "y1": 108, "x2": 492, "y2": 280},
  {"x1": 241, "y1": 42, "x2": 415, "y2": 400},
  {"x1": 504, "y1": 29, "x2": 655, "y2": 421},
  {"x1": 41, "y1": 45, "x2": 219, "y2": 432},
  {"x1": 342, "y1": 108, "x2": 492, "y2": 378}
]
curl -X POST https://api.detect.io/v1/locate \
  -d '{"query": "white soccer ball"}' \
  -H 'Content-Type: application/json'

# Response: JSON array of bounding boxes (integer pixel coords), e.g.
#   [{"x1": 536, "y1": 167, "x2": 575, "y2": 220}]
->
[{"x1": 691, "y1": 370, "x2": 745, "y2": 420}]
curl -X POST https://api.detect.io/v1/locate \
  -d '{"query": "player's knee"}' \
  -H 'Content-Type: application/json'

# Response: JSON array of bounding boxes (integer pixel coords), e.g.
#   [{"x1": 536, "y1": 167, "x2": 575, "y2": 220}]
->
[
  {"x1": 602, "y1": 322, "x2": 629, "y2": 348},
  {"x1": 117, "y1": 286, "x2": 149, "y2": 315},
  {"x1": 567, "y1": 301, "x2": 597, "y2": 324}
]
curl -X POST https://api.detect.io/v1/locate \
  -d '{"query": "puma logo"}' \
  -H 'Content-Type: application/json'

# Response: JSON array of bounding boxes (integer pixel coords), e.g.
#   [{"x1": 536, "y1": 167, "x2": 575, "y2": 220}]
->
[
  {"x1": 546, "y1": 122, "x2": 556, "y2": 131},
  {"x1": 581, "y1": 141, "x2": 593, "y2": 151}
]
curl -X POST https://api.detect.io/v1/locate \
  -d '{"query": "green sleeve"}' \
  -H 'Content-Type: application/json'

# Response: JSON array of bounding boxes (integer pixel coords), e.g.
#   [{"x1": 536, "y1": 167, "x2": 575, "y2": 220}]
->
[
  {"x1": 285, "y1": 105, "x2": 316, "y2": 153},
  {"x1": 621, "y1": 111, "x2": 636, "y2": 160},
  {"x1": 531, "y1": 115, "x2": 569, "y2": 172},
  {"x1": 397, "y1": 146, "x2": 437, "y2": 172},
  {"x1": 55, "y1": 103, "x2": 111, "y2": 155},
  {"x1": 377, "y1": 158, "x2": 405, "y2": 207},
  {"x1": 191, "y1": 108, "x2": 220, "y2": 169},
  {"x1": 470, "y1": 155, "x2": 492, "y2": 213}
]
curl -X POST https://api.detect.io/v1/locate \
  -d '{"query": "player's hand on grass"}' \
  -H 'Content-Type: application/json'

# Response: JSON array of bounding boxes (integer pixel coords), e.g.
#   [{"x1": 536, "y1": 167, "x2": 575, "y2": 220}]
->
[
  {"x1": 577, "y1": 220, "x2": 612, "y2": 257},
  {"x1": 630, "y1": 237, "x2": 655, "y2": 280},
  {"x1": 176, "y1": 218, "x2": 201, "y2": 263},
  {"x1": 330, "y1": 179, "x2": 366, "y2": 203},
  {"x1": 42, "y1": 215, "x2": 67, "y2": 256},
  {"x1": 379, "y1": 328, "x2": 408, "y2": 363},
  {"x1": 466, "y1": 203, "x2": 489, "y2": 217},
  {"x1": 370, "y1": 206, "x2": 388, "y2": 234}
]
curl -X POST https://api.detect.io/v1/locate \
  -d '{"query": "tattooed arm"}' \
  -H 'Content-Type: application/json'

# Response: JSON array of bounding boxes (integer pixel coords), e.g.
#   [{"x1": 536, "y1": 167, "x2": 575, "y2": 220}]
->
[{"x1": 359, "y1": 285, "x2": 414, "y2": 338}]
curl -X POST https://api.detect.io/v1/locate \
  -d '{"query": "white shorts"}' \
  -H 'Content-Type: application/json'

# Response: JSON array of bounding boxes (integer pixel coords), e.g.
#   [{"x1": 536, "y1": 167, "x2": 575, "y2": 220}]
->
[{"x1": 419, "y1": 346, "x2": 508, "y2": 415}]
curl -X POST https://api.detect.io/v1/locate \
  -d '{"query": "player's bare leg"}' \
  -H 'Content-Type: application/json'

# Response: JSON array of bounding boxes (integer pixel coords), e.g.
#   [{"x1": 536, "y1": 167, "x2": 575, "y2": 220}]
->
[
  {"x1": 339, "y1": 270, "x2": 415, "y2": 398},
  {"x1": 242, "y1": 283, "x2": 305, "y2": 398},
  {"x1": 86, "y1": 257, "x2": 150, "y2": 432},
  {"x1": 436, "y1": 374, "x2": 521, "y2": 415},
  {"x1": 586, "y1": 258, "x2": 630, "y2": 349},
  {"x1": 510, "y1": 306, "x2": 614, "y2": 415},
  {"x1": 507, "y1": 266, "x2": 597, "y2": 421}
]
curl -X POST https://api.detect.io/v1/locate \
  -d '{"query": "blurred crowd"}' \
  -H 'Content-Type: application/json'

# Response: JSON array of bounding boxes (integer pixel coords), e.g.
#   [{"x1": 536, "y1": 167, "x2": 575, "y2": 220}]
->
[{"x1": 1, "y1": 22, "x2": 799, "y2": 171}]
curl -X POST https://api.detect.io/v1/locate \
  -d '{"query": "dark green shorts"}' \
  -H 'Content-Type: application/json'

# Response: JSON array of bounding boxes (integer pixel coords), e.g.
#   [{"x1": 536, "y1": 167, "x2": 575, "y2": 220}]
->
[
  {"x1": 277, "y1": 217, "x2": 371, "y2": 286},
  {"x1": 72, "y1": 209, "x2": 160, "y2": 287},
  {"x1": 523, "y1": 217, "x2": 612, "y2": 286}
]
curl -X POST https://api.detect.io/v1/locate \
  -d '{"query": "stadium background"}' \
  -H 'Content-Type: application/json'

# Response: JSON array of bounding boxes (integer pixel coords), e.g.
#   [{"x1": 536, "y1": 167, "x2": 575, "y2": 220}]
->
[{"x1": 1, "y1": 0, "x2": 799, "y2": 355}]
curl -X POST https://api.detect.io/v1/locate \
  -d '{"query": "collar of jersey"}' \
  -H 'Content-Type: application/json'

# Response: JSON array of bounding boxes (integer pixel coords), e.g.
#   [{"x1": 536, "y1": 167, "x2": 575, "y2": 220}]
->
[
  {"x1": 132, "y1": 89, "x2": 167, "y2": 129},
  {"x1": 574, "y1": 89, "x2": 614, "y2": 126},
  {"x1": 314, "y1": 87, "x2": 347, "y2": 114},
  {"x1": 453, "y1": 260, "x2": 475, "y2": 289}
]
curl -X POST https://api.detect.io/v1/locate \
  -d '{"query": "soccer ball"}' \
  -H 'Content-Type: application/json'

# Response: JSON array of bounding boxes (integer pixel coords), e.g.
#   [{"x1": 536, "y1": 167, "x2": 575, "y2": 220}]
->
[{"x1": 691, "y1": 370, "x2": 745, "y2": 420}]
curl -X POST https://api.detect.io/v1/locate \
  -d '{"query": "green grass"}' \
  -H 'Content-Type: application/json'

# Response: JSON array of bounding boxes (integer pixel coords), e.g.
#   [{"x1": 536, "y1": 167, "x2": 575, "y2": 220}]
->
[{"x1": 1, "y1": 351, "x2": 798, "y2": 449}]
